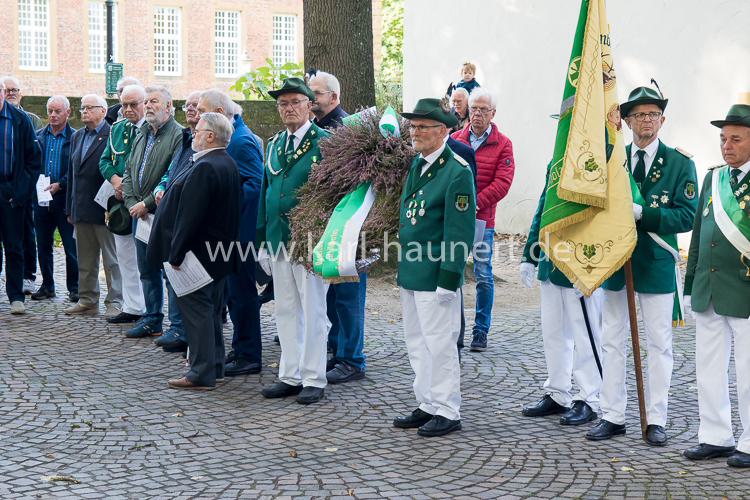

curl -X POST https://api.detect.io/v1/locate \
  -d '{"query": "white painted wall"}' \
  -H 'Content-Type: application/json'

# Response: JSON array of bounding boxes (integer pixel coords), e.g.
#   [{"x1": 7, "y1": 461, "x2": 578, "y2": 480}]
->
[{"x1": 404, "y1": 0, "x2": 750, "y2": 236}]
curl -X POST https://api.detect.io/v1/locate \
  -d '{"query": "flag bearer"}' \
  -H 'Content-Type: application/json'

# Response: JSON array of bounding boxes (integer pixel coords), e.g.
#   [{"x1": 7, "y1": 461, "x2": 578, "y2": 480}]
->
[
  {"x1": 392, "y1": 98, "x2": 475, "y2": 437},
  {"x1": 683, "y1": 104, "x2": 750, "y2": 468},
  {"x1": 586, "y1": 84, "x2": 699, "y2": 446}
]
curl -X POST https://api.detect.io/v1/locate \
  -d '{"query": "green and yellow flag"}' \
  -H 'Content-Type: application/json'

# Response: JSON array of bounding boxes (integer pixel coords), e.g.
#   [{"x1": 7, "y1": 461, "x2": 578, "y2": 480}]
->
[{"x1": 540, "y1": 0, "x2": 636, "y2": 296}]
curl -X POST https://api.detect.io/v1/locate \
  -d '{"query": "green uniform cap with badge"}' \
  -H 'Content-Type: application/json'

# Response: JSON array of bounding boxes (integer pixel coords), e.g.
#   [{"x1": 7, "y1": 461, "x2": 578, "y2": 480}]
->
[
  {"x1": 620, "y1": 81, "x2": 668, "y2": 118},
  {"x1": 268, "y1": 77, "x2": 316, "y2": 102},
  {"x1": 401, "y1": 98, "x2": 458, "y2": 128}
]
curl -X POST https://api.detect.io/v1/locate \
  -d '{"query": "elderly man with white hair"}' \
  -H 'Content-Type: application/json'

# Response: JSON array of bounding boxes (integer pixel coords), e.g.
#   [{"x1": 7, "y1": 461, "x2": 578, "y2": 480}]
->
[
  {"x1": 106, "y1": 76, "x2": 142, "y2": 125},
  {"x1": 450, "y1": 87, "x2": 470, "y2": 132},
  {"x1": 65, "y1": 94, "x2": 122, "y2": 316},
  {"x1": 122, "y1": 85, "x2": 182, "y2": 338},
  {"x1": 32, "y1": 95, "x2": 78, "y2": 302},
  {"x1": 450, "y1": 87, "x2": 516, "y2": 352},
  {"x1": 196, "y1": 89, "x2": 264, "y2": 376},
  {"x1": 309, "y1": 71, "x2": 349, "y2": 129},
  {"x1": 147, "y1": 112, "x2": 241, "y2": 390}
]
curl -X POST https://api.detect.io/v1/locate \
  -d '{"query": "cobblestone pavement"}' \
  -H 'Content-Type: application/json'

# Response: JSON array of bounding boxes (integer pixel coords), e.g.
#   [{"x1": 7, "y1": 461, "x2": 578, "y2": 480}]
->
[{"x1": 1, "y1": 248, "x2": 749, "y2": 499}]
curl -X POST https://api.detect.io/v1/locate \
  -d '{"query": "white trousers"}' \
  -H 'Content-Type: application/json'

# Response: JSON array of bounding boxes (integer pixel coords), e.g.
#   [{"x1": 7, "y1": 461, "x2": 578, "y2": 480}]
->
[
  {"x1": 695, "y1": 303, "x2": 750, "y2": 453},
  {"x1": 400, "y1": 288, "x2": 462, "y2": 420},
  {"x1": 114, "y1": 233, "x2": 145, "y2": 315},
  {"x1": 271, "y1": 257, "x2": 329, "y2": 388},
  {"x1": 600, "y1": 290, "x2": 673, "y2": 426},
  {"x1": 540, "y1": 282, "x2": 603, "y2": 409}
]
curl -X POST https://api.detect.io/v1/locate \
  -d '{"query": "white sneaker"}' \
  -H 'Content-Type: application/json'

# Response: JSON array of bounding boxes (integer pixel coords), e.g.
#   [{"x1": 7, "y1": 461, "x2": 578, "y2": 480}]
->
[
  {"x1": 10, "y1": 301, "x2": 26, "y2": 315},
  {"x1": 23, "y1": 279, "x2": 35, "y2": 294}
]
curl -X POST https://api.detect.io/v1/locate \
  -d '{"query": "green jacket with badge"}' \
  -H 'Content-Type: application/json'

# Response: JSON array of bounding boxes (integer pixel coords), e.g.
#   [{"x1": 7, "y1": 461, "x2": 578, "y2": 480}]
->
[
  {"x1": 604, "y1": 140, "x2": 698, "y2": 293},
  {"x1": 99, "y1": 118, "x2": 137, "y2": 181},
  {"x1": 256, "y1": 122, "x2": 329, "y2": 252},
  {"x1": 685, "y1": 167, "x2": 750, "y2": 318},
  {"x1": 522, "y1": 162, "x2": 574, "y2": 288},
  {"x1": 397, "y1": 145, "x2": 476, "y2": 292}
]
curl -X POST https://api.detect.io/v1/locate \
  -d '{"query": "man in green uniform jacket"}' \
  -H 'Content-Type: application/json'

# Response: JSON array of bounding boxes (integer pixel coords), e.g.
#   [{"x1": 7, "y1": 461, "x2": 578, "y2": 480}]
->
[
  {"x1": 519, "y1": 162, "x2": 603, "y2": 426},
  {"x1": 256, "y1": 78, "x2": 331, "y2": 406},
  {"x1": 682, "y1": 104, "x2": 750, "y2": 468},
  {"x1": 98, "y1": 84, "x2": 147, "y2": 325},
  {"x1": 392, "y1": 98, "x2": 475, "y2": 438},
  {"x1": 587, "y1": 85, "x2": 698, "y2": 446}
]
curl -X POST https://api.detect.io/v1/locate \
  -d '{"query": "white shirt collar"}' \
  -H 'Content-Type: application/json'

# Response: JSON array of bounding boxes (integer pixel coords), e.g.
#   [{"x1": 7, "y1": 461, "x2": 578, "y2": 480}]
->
[
  {"x1": 731, "y1": 159, "x2": 750, "y2": 177},
  {"x1": 286, "y1": 120, "x2": 312, "y2": 150},
  {"x1": 631, "y1": 139, "x2": 660, "y2": 175},
  {"x1": 419, "y1": 143, "x2": 447, "y2": 175},
  {"x1": 192, "y1": 147, "x2": 225, "y2": 162}
]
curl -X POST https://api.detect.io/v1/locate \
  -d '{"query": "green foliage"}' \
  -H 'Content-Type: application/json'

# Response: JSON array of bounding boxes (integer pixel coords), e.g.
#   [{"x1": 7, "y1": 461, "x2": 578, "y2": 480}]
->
[
  {"x1": 380, "y1": 0, "x2": 404, "y2": 84},
  {"x1": 375, "y1": 78, "x2": 403, "y2": 112},
  {"x1": 231, "y1": 59, "x2": 304, "y2": 100}
]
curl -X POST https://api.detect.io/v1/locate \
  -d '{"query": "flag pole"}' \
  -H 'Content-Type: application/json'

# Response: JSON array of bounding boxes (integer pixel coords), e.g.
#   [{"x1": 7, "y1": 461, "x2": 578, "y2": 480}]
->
[{"x1": 624, "y1": 260, "x2": 648, "y2": 440}]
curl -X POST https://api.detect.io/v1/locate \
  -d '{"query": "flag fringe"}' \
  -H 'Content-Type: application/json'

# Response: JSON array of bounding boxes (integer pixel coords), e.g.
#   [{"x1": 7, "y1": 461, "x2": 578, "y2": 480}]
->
[{"x1": 557, "y1": 186, "x2": 608, "y2": 208}]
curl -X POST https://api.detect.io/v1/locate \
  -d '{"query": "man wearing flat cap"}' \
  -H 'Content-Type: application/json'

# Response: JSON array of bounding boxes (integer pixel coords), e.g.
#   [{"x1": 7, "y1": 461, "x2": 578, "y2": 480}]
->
[
  {"x1": 257, "y1": 77, "x2": 332, "y2": 405},
  {"x1": 682, "y1": 104, "x2": 750, "y2": 468},
  {"x1": 586, "y1": 83, "x2": 698, "y2": 446},
  {"x1": 392, "y1": 98, "x2": 475, "y2": 437}
]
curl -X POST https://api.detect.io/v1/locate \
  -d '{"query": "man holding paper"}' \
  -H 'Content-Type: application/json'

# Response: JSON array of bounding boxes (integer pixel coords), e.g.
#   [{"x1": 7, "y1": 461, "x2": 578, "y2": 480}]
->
[
  {"x1": 32, "y1": 96, "x2": 78, "y2": 302},
  {"x1": 682, "y1": 104, "x2": 750, "y2": 468},
  {"x1": 147, "y1": 112, "x2": 240, "y2": 390},
  {"x1": 65, "y1": 94, "x2": 122, "y2": 317}
]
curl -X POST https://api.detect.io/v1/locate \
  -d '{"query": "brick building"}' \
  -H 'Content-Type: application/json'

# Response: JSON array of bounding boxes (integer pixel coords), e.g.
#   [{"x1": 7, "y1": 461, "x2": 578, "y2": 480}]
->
[{"x1": 0, "y1": 0, "x2": 382, "y2": 99}]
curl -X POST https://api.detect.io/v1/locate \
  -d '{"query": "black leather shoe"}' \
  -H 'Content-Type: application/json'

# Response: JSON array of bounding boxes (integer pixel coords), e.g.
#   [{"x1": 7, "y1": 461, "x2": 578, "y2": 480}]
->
[
  {"x1": 646, "y1": 424, "x2": 668, "y2": 447},
  {"x1": 261, "y1": 382, "x2": 302, "y2": 399},
  {"x1": 417, "y1": 415, "x2": 462, "y2": 437},
  {"x1": 559, "y1": 400, "x2": 597, "y2": 426},
  {"x1": 585, "y1": 419, "x2": 626, "y2": 441},
  {"x1": 727, "y1": 451, "x2": 750, "y2": 468},
  {"x1": 683, "y1": 443, "x2": 735, "y2": 460},
  {"x1": 326, "y1": 357, "x2": 337, "y2": 371},
  {"x1": 225, "y1": 359, "x2": 262, "y2": 376},
  {"x1": 107, "y1": 312, "x2": 143, "y2": 324},
  {"x1": 31, "y1": 288, "x2": 56, "y2": 300},
  {"x1": 326, "y1": 363, "x2": 365, "y2": 384},
  {"x1": 296, "y1": 386, "x2": 325, "y2": 405},
  {"x1": 162, "y1": 340, "x2": 188, "y2": 353},
  {"x1": 393, "y1": 408, "x2": 433, "y2": 429},
  {"x1": 522, "y1": 395, "x2": 568, "y2": 417},
  {"x1": 225, "y1": 350, "x2": 236, "y2": 364}
]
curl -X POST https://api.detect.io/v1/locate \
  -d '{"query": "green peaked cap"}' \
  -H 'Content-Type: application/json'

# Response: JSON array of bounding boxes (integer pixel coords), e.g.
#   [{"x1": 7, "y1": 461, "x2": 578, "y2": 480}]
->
[
  {"x1": 620, "y1": 86, "x2": 668, "y2": 118},
  {"x1": 710, "y1": 104, "x2": 750, "y2": 129},
  {"x1": 401, "y1": 98, "x2": 458, "y2": 128},
  {"x1": 268, "y1": 77, "x2": 315, "y2": 101}
]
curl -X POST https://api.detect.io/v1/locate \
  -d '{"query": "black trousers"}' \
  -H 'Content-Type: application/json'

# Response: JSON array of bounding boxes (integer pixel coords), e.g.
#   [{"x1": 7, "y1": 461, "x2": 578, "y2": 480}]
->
[
  {"x1": 177, "y1": 278, "x2": 226, "y2": 386},
  {"x1": 0, "y1": 187, "x2": 25, "y2": 303}
]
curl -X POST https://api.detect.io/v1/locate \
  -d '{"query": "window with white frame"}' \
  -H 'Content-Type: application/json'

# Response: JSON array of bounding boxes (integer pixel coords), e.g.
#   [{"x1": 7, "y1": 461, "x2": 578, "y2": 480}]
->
[
  {"x1": 215, "y1": 10, "x2": 241, "y2": 77},
  {"x1": 272, "y1": 14, "x2": 297, "y2": 66},
  {"x1": 88, "y1": 1, "x2": 118, "y2": 72},
  {"x1": 154, "y1": 7, "x2": 182, "y2": 75},
  {"x1": 18, "y1": 0, "x2": 50, "y2": 70}
]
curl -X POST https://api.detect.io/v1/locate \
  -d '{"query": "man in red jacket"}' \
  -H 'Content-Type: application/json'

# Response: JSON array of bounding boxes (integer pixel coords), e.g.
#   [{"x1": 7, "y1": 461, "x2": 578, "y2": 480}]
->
[{"x1": 451, "y1": 88, "x2": 515, "y2": 351}]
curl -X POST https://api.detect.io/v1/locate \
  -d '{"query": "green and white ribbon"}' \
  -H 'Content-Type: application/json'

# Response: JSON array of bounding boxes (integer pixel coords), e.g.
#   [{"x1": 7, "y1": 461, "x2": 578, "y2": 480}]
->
[
  {"x1": 629, "y1": 173, "x2": 685, "y2": 326},
  {"x1": 378, "y1": 106, "x2": 400, "y2": 138},
  {"x1": 712, "y1": 165, "x2": 750, "y2": 254}
]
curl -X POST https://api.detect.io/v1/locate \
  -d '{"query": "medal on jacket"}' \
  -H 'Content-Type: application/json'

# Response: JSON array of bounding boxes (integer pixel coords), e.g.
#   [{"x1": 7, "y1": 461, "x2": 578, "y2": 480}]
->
[
  {"x1": 418, "y1": 200, "x2": 426, "y2": 217},
  {"x1": 741, "y1": 252, "x2": 750, "y2": 278},
  {"x1": 703, "y1": 196, "x2": 712, "y2": 217}
]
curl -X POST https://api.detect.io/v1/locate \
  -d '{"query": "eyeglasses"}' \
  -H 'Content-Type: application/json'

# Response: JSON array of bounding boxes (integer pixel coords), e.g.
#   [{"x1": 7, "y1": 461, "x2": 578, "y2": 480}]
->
[
  {"x1": 628, "y1": 111, "x2": 662, "y2": 122},
  {"x1": 276, "y1": 99, "x2": 309, "y2": 109},
  {"x1": 313, "y1": 90, "x2": 332, "y2": 97},
  {"x1": 5, "y1": 88, "x2": 20, "y2": 95},
  {"x1": 79, "y1": 105, "x2": 104, "y2": 112},
  {"x1": 408, "y1": 124, "x2": 443, "y2": 133},
  {"x1": 469, "y1": 106, "x2": 494, "y2": 115},
  {"x1": 182, "y1": 103, "x2": 198, "y2": 111}
]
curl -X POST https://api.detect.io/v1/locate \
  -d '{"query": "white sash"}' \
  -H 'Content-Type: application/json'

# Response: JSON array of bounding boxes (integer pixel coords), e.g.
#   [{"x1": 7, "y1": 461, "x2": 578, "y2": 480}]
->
[{"x1": 712, "y1": 166, "x2": 750, "y2": 255}]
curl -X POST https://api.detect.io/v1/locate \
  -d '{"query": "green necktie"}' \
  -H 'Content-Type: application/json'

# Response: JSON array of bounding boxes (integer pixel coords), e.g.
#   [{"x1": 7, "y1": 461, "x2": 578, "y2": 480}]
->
[
  {"x1": 285, "y1": 134, "x2": 296, "y2": 155},
  {"x1": 731, "y1": 168, "x2": 742, "y2": 190},
  {"x1": 416, "y1": 157, "x2": 428, "y2": 176},
  {"x1": 633, "y1": 149, "x2": 647, "y2": 186}
]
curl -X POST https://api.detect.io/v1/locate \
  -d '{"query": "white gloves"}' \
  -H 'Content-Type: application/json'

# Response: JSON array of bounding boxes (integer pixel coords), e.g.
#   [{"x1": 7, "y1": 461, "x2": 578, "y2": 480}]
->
[
  {"x1": 519, "y1": 262, "x2": 536, "y2": 288},
  {"x1": 436, "y1": 287, "x2": 457, "y2": 304},
  {"x1": 257, "y1": 248, "x2": 272, "y2": 276},
  {"x1": 633, "y1": 203, "x2": 643, "y2": 221},
  {"x1": 683, "y1": 294, "x2": 695, "y2": 320}
]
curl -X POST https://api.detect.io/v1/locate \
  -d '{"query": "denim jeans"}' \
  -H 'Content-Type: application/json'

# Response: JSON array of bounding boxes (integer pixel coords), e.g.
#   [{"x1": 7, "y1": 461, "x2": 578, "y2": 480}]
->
[
  {"x1": 34, "y1": 201, "x2": 78, "y2": 294},
  {"x1": 326, "y1": 273, "x2": 367, "y2": 371},
  {"x1": 472, "y1": 227, "x2": 494, "y2": 334},
  {"x1": 165, "y1": 278, "x2": 185, "y2": 341},
  {"x1": 133, "y1": 218, "x2": 164, "y2": 328}
]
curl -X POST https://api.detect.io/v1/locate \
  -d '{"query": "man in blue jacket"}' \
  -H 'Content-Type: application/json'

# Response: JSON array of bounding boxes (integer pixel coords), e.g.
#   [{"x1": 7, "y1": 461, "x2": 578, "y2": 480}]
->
[
  {"x1": 0, "y1": 80, "x2": 41, "y2": 314},
  {"x1": 32, "y1": 96, "x2": 78, "y2": 302},
  {"x1": 196, "y1": 90, "x2": 265, "y2": 376}
]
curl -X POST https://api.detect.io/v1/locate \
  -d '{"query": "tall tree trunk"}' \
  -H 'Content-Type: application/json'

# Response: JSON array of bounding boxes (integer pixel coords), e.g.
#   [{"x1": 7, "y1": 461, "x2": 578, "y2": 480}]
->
[{"x1": 304, "y1": 0, "x2": 376, "y2": 113}]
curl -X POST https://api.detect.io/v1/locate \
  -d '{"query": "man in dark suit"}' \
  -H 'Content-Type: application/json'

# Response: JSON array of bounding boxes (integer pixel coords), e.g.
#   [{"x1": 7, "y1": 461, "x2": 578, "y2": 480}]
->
[
  {"x1": 148, "y1": 112, "x2": 240, "y2": 390},
  {"x1": 65, "y1": 94, "x2": 122, "y2": 316},
  {"x1": 0, "y1": 79, "x2": 41, "y2": 314},
  {"x1": 32, "y1": 95, "x2": 78, "y2": 302}
]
